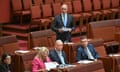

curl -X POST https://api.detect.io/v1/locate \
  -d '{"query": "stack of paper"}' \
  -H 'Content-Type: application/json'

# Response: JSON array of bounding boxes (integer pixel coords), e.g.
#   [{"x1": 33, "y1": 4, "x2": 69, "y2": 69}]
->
[
  {"x1": 77, "y1": 60, "x2": 94, "y2": 64},
  {"x1": 45, "y1": 62, "x2": 59, "y2": 71},
  {"x1": 14, "y1": 50, "x2": 30, "y2": 54},
  {"x1": 109, "y1": 54, "x2": 120, "y2": 57}
]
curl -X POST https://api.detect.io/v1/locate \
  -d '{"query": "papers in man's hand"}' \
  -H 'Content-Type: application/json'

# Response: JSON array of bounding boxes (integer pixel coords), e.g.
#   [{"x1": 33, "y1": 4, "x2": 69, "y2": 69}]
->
[
  {"x1": 62, "y1": 27, "x2": 71, "y2": 31},
  {"x1": 109, "y1": 54, "x2": 120, "y2": 57},
  {"x1": 14, "y1": 50, "x2": 30, "y2": 54},
  {"x1": 77, "y1": 60, "x2": 94, "y2": 64},
  {"x1": 45, "y1": 62, "x2": 59, "y2": 71}
]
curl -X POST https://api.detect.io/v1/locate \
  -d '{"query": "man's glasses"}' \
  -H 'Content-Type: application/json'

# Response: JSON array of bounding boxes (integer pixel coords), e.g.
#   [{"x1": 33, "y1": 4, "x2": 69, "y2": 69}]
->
[{"x1": 62, "y1": 8, "x2": 67, "y2": 10}]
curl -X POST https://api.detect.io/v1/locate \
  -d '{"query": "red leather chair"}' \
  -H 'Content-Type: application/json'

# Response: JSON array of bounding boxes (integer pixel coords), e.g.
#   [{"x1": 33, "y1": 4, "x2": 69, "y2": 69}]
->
[
  {"x1": 33, "y1": 0, "x2": 43, "y2": 6},
  {"x1": 30, "y1": 5, "x2": 42, "y2": 30},
  {"x1": 72, "y1": 0, "x2": 82, "y2": 22},
  {"x1": 111, "y1": 0, "x2": 120, "y2": 18},
  {"x1": 63, "y1": 1, "x2": 73, "y2": 14},
  {"x1": 52, "y1": 3, "x2": 61, "y2": 16},
  {"x1": 72, "y1": 0, "x2": 82, "y2": 34},
  {"x1": 11, "y1": 0, "x2": 30, "y2": 24},
  {"x1": 54, "y1": 0, "x2": 63, "y2": 3},
  {"x1": 92, "y1": 0, "x2": 103, "y2": 21},
  {"x1": 101, "y1": 0, "x2": 113, "y2": 19},
  {"x1": 44, "y1": 0, "x2": 54, "y2": 4},
  {"x1": 41, "y1": 4, "x2": 53, "y2": 29},
  {"x1": 82, "y1": 0, "x2": 93, "y2": 23}
]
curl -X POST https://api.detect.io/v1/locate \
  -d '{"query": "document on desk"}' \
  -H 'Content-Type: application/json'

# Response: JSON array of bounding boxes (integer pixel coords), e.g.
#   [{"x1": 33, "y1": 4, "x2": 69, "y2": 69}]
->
[
  {"x1": 45, "y1": 62, "x2": 59, "y2": 71},
  {"x1": 14, "y1": 50, "x2": 30, "y2": 54},
  {"x1": 77, "y1": 60, "x2": 94, "y2": 64},
  {"x1": 109, "y1": 54, "x2": 120, "y2": 57},
  {"x1": 64, "y1": 64, "x2": 76, "y2": 68}
]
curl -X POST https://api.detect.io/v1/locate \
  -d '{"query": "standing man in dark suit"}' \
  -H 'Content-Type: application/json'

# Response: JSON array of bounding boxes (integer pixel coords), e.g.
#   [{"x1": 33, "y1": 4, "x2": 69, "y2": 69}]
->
[
  {"x1": 49, "y1": 40, "x2": 68, "y2": 64},
  {"x1": 76, "y1": 36, "x2": 99, "y2": 61},
  {"x1": 52, "y1": 3, "x2": 75, "y2": 42}
]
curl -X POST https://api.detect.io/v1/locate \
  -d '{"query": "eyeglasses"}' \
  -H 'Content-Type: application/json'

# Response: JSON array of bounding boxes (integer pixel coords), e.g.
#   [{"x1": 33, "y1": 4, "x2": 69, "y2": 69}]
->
[{"x1": 62, "y1": 8, "x2": 67, "y2": 10}]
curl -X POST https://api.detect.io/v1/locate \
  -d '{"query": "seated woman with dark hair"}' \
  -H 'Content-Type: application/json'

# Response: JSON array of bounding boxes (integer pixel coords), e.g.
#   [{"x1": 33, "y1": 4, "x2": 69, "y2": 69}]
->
[
  {"x1": 32, "y1": 47, "x2": 51, "y2": 72},
  {"x1": 0, "y1": 53, "x2": 11, "y2": 72}
]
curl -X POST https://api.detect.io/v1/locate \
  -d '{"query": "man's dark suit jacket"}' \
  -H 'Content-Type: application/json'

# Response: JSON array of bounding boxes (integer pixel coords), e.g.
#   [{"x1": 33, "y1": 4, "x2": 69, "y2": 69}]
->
[
  {"x1": 49, "y1": 49, "x2": 68, "y2": 64},
  {"x1": 0, "y1": 63, "x2": 11, "y2": 72},
  {"x1": 52, "y1": 14, "x2": 75, "y2": 42},
  {"x1": 76, "y1": 44, "x2": 100, "y2": 61}
]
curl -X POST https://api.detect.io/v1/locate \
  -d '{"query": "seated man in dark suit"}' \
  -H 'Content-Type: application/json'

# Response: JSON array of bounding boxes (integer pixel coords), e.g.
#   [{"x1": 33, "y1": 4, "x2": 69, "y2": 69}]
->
[
  {"x1": 76, "y1": 36, "x2": 100, "y2": 61},
  {"x1": 49, "y1": 40, "x2": 68, "y2": 64}
]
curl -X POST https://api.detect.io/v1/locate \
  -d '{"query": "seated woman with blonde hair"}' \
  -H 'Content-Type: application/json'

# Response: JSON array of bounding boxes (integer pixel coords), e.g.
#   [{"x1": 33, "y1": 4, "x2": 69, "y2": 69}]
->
[{"x1": 32, "y1": 47, "x2": 51, "y2": 72}]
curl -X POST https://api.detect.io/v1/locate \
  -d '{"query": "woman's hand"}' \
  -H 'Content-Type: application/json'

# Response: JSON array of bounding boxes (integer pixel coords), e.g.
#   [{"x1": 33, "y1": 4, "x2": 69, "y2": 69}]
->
[{"x1": 38, "y1": 69, "x2": 47, "y2": 72}]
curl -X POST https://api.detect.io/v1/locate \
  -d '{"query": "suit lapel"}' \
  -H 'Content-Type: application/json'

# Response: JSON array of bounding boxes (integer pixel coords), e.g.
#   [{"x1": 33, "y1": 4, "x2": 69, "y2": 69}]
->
[
  {"x1": 54, "y1": 49, "x2": 61, "y2": 63},
  {"x1": 60, "y1": 14, "x2": 64, "y2": 26},
  {"x1": 66, "y1": 14, "x2": 69, "y2": 27}
]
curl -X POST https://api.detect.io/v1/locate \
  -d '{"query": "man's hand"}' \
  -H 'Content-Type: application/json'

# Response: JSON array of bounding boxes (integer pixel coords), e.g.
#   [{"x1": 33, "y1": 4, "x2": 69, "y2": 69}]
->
[
  {"x1": 58, "y1": 29, "x2": 63, "y2": 32},
  {"x1": 68, "y1": 28, "x2": 72, "y2": 32}
]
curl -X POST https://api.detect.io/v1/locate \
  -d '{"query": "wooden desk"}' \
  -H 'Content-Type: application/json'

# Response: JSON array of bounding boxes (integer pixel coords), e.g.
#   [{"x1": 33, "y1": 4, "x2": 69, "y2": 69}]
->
[
  {"x1": 63, "y1": 43, "x2": 75, "y2": 63},
  {"x1": 111, "y1": 56, "x2": 120, "y2": 72},
  {"x1": 50, "y1": 60, "x2": 105, "y2": 72},
  {"x1": 11, "y1": 50, "x2": 37, "y2": 72}
]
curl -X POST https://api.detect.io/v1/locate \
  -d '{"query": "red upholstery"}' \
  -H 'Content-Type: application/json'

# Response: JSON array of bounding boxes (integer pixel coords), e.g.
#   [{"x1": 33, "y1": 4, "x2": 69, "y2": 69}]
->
[
  {"x1": 11, "y1": 0, "x2": 31, "y2": 24},
  {"x1": 44, "y1": 0, "x2": 54, "y2": 4},
  {"x1": 111, "y1": 0, "x2": 120, "y2": 18},
  {"x1": 54, "y1": 0, "x2": 63, "y2": 3},
  {"x1": 41, "y1": 4, "x2": 53, "y2": 29},
  {"x1": 31, "y1": 6, "x2": 41, "y2": 19},
  {"x1": 30, "y1": 5, "x2": 42, "y2": 29},
  {"x1": 41, "y1": 4, "x2": 52, "y2": 18},
  {"x1": 101, "y1": 0, "x2": 112, "y2": 19},
  {"x1": 83, "y1": 0, "x2": 92, "y2": 12},
  {"x1": 111, "y1": 0, "x2": 120, "y2": 8},
  {"x1": 33, "y1": 0, "x2": 43, "y2": 5},
  {"x1": 11, "y1": 0, "x2": 22, "y2": 11},
  {"x1": 92, "y1": 0, "x2": 101, "y2": 10},
  {"x1": 92, "y1": 0, "x2": 103, "y2": 20},
  {"x1": 72, "y1": 0, "x2": 82, "y2": 13},
  {"x1": 102, "y1": 0, "x2": 111, "y2": 9},
  {"x1": 23, "y1": 0, "x2": 32, "y2": 10},
  {"x1": 64, "y1": 1, "x2": 73, "y2": 14},
  {"x1": 72, "y1": 0, "x2": 82, "y2": 21},
  {"x1": 52, "y1": 3, "x2": 61, "y2": 16},
  {"x1": 82, "y1": 0, "x2": 92, "y2": 20}
]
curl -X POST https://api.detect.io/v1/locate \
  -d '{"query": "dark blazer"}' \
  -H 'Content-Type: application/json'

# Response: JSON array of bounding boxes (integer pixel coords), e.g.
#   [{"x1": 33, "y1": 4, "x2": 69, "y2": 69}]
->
[
  {"x1": 49, "y1": 49, "x2": 68, "y2": 64},
  {"x1": 0, "y1": 63, "x2": 11, "y2": 72},
  {"x1": 52, "y1": 14, "x2": 75, "y2": 42},
  {"x1": 76, "y1": 44, "x2": 100, "y2": 61}
]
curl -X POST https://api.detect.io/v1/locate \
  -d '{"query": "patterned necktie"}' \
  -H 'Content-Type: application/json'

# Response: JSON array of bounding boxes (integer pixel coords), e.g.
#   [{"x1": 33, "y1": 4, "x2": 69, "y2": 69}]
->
[{"x1": 85, "y1": 47, "x2": 94, "y2": 59}]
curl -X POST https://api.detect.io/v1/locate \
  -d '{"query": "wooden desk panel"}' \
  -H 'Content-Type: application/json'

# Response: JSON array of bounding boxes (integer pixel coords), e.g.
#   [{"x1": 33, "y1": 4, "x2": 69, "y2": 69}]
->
[
  {"x1": 12, "y1": 50, "x2": 37, "y2": 72},
  {"x1": 52, "y1": 60, "x2": 105, "y2": 72}
]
